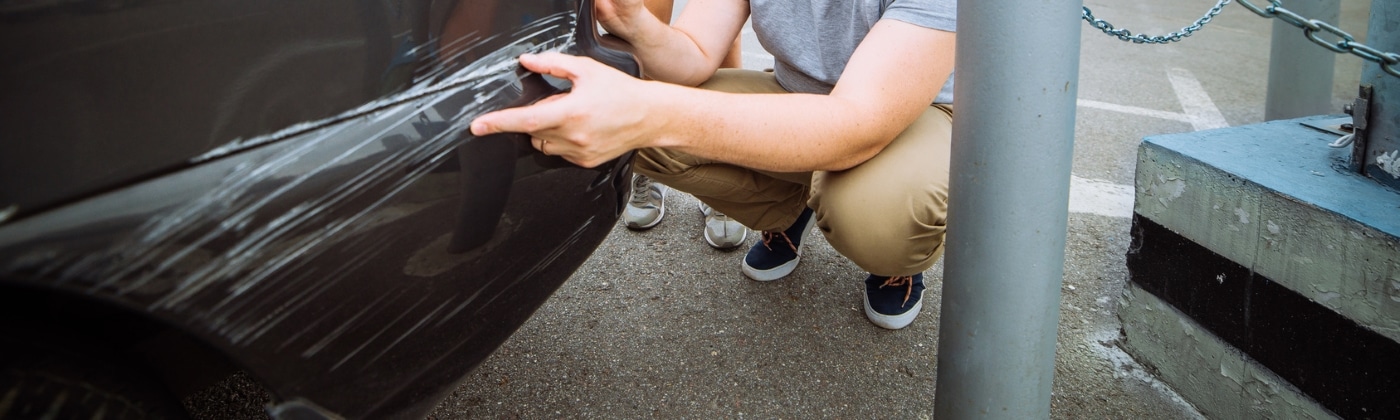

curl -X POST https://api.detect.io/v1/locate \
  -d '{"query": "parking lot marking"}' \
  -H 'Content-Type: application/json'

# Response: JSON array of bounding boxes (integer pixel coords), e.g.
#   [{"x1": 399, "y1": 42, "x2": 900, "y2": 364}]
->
[
  {"x1": 1167, "y1": 67, "x2": 1229, "y2": 131},
  {"x1": 1070, "y1": 175, "x2": 1135, "y2": 218},
  {"x1": 1076, "y1": 68, "x2": 1227, "y2": 133},
  {"x1": 1077, "y1": 99, "x2": 1194, "y2": 124}
]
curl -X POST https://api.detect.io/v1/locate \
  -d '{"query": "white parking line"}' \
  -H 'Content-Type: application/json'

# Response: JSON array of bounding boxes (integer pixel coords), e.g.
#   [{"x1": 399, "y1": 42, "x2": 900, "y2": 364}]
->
[
  {"x1": 1063, "y1": 67, "x2": 1231, "y2": 218},
  {"x1": 1167, "y1": 67, "x2": 1230, "y2": 131},
  {"x1": 1076, "y1": 68, "x2": 1227, "y2": 132},
  {"x1": 1076, "y1": 99, "x2": 1193, "y2": 124},
  {"x1": 1070, "y1": 175, "x2": 1135, "y2": 218}
]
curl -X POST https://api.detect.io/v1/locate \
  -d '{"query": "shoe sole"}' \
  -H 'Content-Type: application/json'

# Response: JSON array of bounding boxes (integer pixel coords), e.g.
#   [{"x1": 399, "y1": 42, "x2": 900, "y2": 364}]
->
[
  {"x1": 623, "y1": 188, "x2": 666, "y2": 230},
  {"x1": 863, "y1": 293, "x2": 922, "y2": 330},
  {"x1": 624, "y1": 209, "x2": 664, "y2": 230},
  {"x1": 741, "y1": 255, "x2": 800, "y2": 281},
  {"x1": 740, "y1": 212, "x2": 817, "y2": 281}
]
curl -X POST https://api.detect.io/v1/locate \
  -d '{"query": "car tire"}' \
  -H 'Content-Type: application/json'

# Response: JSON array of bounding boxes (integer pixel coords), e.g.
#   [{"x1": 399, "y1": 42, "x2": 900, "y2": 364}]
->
[{"x1": 0, "y1": 337, "x2": 190, "y2": 420}]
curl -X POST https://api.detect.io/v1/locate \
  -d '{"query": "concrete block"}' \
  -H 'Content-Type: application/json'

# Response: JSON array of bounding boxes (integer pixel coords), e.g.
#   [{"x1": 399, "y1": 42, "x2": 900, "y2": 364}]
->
[
  {"x1": 1120, "y1": 284, "x2": 1337, "y2": 419},
  {"x1": 1135, "y1": 116, "x2": 1400, "y2": 342}
]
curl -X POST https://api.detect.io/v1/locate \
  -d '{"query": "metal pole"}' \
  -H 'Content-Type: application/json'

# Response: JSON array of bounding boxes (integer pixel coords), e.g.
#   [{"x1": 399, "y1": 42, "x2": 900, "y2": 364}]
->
[
  {"x1": 1358, "y1": 0, "x2": 1400, "y2": 190},
  {"x1": 934, "y1": 0, "x2": 1080, "y2": 418},
  {"x1": 1264, "y1": 0, "x2": 1340, "y2": 121}
]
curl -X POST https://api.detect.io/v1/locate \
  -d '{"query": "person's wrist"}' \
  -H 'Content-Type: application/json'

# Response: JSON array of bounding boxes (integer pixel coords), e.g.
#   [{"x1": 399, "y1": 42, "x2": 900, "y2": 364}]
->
[{"x1": 639, "y1": 81, "x2": 686, "y2": 150}]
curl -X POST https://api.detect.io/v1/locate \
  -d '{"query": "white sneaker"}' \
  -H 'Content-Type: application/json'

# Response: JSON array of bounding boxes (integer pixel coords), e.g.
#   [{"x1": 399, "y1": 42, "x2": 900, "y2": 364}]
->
[
  {"x1": 623, "y1": 175, "x2": 666, "y2": 230},
  {"x1": 699, "y1": 202, "x2": 747, "y2": 249}
]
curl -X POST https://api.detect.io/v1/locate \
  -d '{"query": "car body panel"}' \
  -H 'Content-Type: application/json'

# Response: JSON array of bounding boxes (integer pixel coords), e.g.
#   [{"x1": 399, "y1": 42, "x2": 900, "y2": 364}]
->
[{"x1": 0, "y1": 0, "x2": 634, "y2": 418}]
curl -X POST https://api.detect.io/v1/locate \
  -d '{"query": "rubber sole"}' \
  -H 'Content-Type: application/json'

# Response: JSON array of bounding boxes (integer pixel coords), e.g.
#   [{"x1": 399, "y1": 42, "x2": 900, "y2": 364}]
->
[
  {"x1": 740, "y1": 212, "x2": 816, "y2": 281},
  {"x1": 741, "y1": 256, "x2": 800, "y2": 281},
  {"x1": 864, "y1": 293, "x2": 922, "y2": 330}
]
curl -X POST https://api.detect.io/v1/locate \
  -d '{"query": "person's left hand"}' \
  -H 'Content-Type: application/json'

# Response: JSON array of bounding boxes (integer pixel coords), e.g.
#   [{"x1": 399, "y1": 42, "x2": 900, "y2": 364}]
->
[{"x1": 471, "y1": 52, "x2": 661, "y2": 168}]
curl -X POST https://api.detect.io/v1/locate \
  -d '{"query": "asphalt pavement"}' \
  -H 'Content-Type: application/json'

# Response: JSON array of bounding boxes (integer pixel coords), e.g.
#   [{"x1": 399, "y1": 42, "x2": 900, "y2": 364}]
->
[{"x1": 428, "y1": 1, "x2": 1374, "y2": 418}]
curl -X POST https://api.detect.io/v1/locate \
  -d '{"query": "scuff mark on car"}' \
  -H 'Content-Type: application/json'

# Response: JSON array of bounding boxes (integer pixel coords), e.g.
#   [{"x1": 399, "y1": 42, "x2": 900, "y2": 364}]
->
[
  {"x1": 0, "y1": 12, "x2": 577, "y2": 341},
  {"x1": 0, "y1": 3, "x2": 639, "y2": 416}
]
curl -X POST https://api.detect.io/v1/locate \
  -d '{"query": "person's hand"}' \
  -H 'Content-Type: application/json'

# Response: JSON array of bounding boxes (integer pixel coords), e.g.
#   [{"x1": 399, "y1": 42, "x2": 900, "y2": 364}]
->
[
  {"x1": 470, "y1": 52, "x2": 662, "y2": 169},
  {"x1": 595, "y1": 0, "x2": 650, "y2": 39}
]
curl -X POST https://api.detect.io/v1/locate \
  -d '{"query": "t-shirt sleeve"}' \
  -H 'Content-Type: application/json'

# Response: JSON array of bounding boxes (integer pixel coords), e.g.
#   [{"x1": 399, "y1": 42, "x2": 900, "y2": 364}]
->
[{"x1": 882, "y1": 0, "x2": 956, "y2": 33}]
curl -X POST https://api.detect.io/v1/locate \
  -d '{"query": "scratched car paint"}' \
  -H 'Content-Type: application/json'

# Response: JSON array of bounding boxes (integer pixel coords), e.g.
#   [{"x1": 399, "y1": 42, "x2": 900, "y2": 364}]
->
[{"x1": 0, "y1": 0, "x2": 636, "y2": 419}]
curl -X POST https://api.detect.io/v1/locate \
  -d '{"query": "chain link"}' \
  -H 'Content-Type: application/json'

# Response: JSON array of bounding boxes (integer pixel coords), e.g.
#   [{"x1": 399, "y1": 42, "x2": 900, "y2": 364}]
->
[
  {"x1": 1082, "y1": 0, "x2": 1231, "y2": 44},
  {"x1": 1085, "y1": 0, "x2": 1400, "y2": 78},
  {"x1": 1235, "y1": 0, "x2": 1400, "y2": 77}
]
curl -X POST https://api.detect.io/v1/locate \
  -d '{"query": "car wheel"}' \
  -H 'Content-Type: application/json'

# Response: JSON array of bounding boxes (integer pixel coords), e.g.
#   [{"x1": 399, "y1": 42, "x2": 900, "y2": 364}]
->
[{"x1": 0, "y1": 338, "x2": 189, "y2": 420}]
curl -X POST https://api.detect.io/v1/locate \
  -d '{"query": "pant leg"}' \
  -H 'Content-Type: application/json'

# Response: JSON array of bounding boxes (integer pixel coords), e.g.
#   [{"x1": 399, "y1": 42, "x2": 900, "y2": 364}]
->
[
  {"x1": 809, "y1": 105, "x2": 953, "y2": 276},
  {"x1": 632, "y1": 69, "x2": 813, "y2": 231}
]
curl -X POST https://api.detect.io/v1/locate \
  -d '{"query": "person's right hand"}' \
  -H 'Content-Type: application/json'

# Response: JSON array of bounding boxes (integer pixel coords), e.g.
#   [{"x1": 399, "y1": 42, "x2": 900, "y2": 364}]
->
[
  {"x1": 594, "y1": 0, "x2": 651, "y2": 39},
  {"x1": 469, "y1": 53, "x2": 667, "y2": 169}
]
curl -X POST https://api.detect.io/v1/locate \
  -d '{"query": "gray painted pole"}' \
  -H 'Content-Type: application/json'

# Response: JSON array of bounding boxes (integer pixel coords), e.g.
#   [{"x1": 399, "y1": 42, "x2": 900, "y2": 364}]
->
[
  {"x1": 1358, "y1": 0, "x2": 1400, "y2": 189},
  {"x1": 1264, "y1": 0, "x2": 1340, "y2": 121},
  {"x1": 934, "y1": 0, "x2": 1080, "y2": 418}
]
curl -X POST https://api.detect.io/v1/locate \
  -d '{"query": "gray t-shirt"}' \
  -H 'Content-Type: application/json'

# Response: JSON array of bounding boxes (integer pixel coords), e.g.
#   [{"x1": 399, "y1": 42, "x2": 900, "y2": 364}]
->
[{"x1": 748, "y1": 0, "x2": 956, "y2": 104}]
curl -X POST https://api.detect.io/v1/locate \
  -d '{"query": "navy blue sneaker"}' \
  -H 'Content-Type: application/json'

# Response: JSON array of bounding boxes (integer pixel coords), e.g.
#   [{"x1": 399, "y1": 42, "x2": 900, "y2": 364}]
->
[
  {"x1": 741, "y1": 208, "x2": 817, "y2": 281},
  {"x1": 863, "y1": 274, "x2": 925, "y2": 329}
]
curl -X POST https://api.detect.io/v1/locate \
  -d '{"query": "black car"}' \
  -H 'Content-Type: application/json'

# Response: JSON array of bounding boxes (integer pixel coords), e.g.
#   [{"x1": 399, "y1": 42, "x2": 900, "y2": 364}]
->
[{"x1": 0, "y1": 0, "x2": 637, "y2": 418}]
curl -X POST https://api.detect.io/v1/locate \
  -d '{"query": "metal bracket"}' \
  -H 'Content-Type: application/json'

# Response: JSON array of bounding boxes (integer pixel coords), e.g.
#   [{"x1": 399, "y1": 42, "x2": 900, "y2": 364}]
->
[
  {"x1": 1300, "y1": 116, "x2": 1352, "y2": 136},
  {"x1": 1349, "y1": 84, "x2": 1373, "y2": 173}
]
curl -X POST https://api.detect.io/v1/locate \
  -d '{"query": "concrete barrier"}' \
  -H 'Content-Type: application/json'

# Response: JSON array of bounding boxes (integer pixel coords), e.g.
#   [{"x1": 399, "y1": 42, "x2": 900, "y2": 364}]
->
[{"x1": 1124, "y1": 115, "x2": 1400, "y2": 419}]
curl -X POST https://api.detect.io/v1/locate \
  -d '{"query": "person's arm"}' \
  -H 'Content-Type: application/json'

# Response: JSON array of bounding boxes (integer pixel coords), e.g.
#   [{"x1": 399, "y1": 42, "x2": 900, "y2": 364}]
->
[
  {"x1": 471, "y1": 19, "x2": 954, "y2": 172},
  {"x1": 597, "y1": 0, "x2": 747, "y2": 85}
]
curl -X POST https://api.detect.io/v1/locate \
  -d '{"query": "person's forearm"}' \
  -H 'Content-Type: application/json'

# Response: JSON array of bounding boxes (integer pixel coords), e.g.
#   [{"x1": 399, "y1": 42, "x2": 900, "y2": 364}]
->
[
  {"x1": 614, "y1": 20, "x2": 725, "y2": 86},
  {"x1": 646, "y1": 84, "x2": 917, "y2": 172}
]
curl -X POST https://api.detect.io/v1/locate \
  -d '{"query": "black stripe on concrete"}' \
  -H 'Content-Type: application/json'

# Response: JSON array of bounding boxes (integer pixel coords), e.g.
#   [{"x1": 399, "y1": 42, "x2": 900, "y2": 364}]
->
[{"x1": 1127, "y1": 215, "x2": 1400, "y2": 419}]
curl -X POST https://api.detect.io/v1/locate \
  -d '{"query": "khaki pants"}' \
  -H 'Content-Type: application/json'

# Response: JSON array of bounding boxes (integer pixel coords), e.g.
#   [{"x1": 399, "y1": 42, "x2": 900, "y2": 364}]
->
[{"x1": 633, "y1": 69, "x2": 951, "y2": 276}]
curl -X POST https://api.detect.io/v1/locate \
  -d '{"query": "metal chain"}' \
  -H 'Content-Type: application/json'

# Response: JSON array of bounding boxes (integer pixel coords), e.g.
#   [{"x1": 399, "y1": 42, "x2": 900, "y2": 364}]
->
[
  {"x1": 1236, "y1": 0, "x2": 1400, "y2": 77},
  {"x1": 1082, "y1": 0, "x2": 1232, "y2": 44},
  {"x1": 1083, "y1": 0, "x2": 1400, "y2": 78}
]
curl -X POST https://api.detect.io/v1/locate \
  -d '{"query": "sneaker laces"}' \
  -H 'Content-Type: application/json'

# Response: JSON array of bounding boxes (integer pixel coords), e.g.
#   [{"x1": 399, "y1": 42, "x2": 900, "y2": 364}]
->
[
  {"x1": 629, "y1": 176, "x2": 653, "y2": 205},
  {"x1": 880, "y1": 276, "x2": 916, "y2": 306},
  {"x1": 759, "y1": 231, "x2": 799, "y2": 254}
]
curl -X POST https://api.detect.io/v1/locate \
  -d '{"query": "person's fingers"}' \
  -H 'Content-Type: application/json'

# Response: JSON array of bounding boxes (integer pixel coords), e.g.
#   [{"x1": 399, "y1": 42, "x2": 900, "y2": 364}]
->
[
  {"x1": 471, "y1": 55, "x2": 595, "y2": 136},
  {"x1": 516, "y1": 52, "x2": 599, "y2": 81},
  {"x1": 471, "y1": 95, "x2": 567, "y2": 136}
]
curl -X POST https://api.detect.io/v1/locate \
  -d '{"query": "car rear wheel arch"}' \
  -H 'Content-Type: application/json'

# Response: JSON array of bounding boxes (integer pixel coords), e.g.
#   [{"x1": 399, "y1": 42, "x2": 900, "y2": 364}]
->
[{"x1": 0, "y1": 283, "x2": 258, "y2": 418}]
